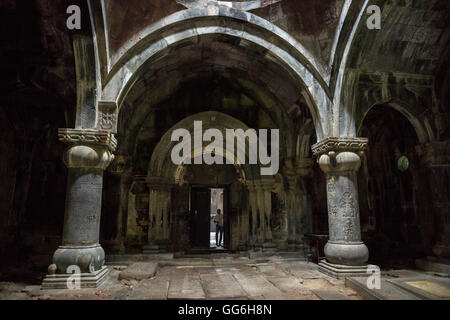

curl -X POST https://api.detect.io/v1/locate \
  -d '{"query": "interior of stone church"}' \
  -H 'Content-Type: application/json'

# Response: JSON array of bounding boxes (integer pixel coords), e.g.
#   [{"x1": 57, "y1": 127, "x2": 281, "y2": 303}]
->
[{"x1": 0, "y1": 0, "x2": 449, "y2": 300}]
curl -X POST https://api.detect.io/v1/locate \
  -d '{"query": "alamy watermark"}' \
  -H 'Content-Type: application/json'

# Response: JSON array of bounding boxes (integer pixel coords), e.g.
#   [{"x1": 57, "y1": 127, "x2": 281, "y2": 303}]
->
[
  {"x1": 66, "y1": 265, "x2": 81, "y2": 290},
  {"x1": 367, "y1": 5, "x2": 381, "y2": 30},
  {"x1": 366, "y1": 265, "x2": 381, "y2": 290},
  {"x1": 66, "y1": 3, "x2": 382, "y2": 31},
  {"x1": 170, "y1": 121, "x2": 279, "y2": 176},
  {"x1": 66, "y1": 5, "x2": 81, "y2": 30}
]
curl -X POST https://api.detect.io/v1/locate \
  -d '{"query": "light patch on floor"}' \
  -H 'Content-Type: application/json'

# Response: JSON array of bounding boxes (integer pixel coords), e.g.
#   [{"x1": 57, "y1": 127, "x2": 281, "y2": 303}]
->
[{"x1": 405, "y1": 281, "x2": 450, "y2": 298}]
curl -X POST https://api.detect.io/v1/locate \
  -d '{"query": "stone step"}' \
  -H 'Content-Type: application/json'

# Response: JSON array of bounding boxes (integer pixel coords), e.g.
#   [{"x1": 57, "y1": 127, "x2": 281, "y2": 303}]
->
[
  {"x1": 387, "y1": 277, "x2": 450, "y2": 300},
  {"x1": 345, "y1": 277, "x2": 420, "y2": 300}
]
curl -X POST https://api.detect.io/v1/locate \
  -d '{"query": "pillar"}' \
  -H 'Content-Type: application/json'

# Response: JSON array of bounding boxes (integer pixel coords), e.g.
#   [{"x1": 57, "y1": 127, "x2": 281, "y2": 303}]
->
[
  {"x1": 247, "y1": 181, "x2": 259, "y2": 249},
  {"x1": 261, "y1": 178, "x2": 276, "y2": 251},
  {"x1": 42, "y1": 129, "x2": 116, "y2": 289},
  {"x1": 294, "y1": 159, "x2": 314, "y2": 250},
  {"x1": 312, "y1": 137, "x2": 376, "y2": 278},
  {"x1": 285, "y1": 174, "x2": 297, "y2": 250},
  {"x1": 143, "y1": 177, "x2": 171, "y2": 253}
]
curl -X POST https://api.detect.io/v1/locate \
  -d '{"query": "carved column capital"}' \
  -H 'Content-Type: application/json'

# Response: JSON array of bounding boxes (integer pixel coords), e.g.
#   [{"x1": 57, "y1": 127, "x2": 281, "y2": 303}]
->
[
  {"x1": 59, "y1": 128, "x2": 117, "y2": 170},
  {"x1": 59, "y1": 129, "x2": 116, "y2": 170},
  {"x1": 59, "y1": 128, "x2": 117, "y2": 151},
  {"x1": 312, "y1": 137, "x2": 367, "y2": 174},
  {"x1": 312, "y1": 137, "x2": 368, "y2": 157}
]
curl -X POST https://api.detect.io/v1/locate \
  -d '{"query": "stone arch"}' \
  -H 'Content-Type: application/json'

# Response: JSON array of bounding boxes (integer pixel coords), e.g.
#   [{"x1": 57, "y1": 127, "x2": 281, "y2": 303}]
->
[
  {"x1": 147, "y1": 111, "x2": 276, "y2": 183},
  {"x1": 356, "y1": 100, "x2": 432, "y2": 144},
  {"x1": 99, "y1": 8, "x2": 332, "y2": 140}
]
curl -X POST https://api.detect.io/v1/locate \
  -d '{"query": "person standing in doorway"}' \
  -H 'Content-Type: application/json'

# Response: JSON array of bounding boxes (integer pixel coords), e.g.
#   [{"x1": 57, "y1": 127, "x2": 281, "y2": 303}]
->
[{"x1": 214, "y1": 209, "x2": 224, "y2": 247}]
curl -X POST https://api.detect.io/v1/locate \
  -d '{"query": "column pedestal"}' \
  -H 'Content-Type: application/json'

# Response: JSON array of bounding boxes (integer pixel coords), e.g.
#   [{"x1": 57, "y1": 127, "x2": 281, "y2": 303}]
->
[
  {"x1": 312, "y1": 137, "x2": 377, "y2": 278},
  {"x1": 42, "y1": 129, "x2": 116, "y2": 289}
]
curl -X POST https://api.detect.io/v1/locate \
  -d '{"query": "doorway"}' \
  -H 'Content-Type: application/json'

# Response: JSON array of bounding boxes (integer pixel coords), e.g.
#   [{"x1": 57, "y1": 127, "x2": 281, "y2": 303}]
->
[
  {"x1": 189, "y1": 186, "x2": 228, "y2": 250},
  {"x1": 210, "y1": 188, "x2": 224, "y2": 248}
]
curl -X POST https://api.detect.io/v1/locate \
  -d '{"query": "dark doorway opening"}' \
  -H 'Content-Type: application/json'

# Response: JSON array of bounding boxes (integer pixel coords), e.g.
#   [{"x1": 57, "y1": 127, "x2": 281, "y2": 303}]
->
[
  {"x1": 358, "y1": 105, "x2": 429, "y2": 269},
  {"x1": 189, "y1": 186, "x2": 228, "y2": 251}
]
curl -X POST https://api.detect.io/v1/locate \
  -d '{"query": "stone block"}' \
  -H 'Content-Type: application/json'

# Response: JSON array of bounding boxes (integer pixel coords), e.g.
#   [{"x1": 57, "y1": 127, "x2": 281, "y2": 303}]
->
[{"x1": 118, "y1": 262, "x2": 159, "y2": 281}]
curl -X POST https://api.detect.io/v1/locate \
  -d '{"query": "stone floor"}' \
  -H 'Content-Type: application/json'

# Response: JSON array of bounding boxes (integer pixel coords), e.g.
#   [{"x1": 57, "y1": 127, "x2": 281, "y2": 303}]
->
[
  {"x1": 2, "y1": 254, "x2": 448, "y2": 300},
  {"x1": 0, "y1": 254, "x2": 362, "y2": 300}
]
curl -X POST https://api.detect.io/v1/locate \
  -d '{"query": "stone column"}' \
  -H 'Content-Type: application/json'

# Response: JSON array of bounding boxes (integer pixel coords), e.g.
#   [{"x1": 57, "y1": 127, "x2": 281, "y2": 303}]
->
[
  {"x1": 143, "y1": 177, "x2": 171, "y2": 253},
  {"x1": 285, "y1": 175, "x2": 297, "y2": 250},
  {"x1": 254, "y1": 183, "x2": 266, "y2": 248},
  {"x1": 261, "y1": 178, "x2": 276, "y2": 251},
  {"x1": 312, "y1": 137, "x2": 375, "y2": 278},
  {"x1": 294, "y1": 159, "x2": 314, "y2": 250},
  {"x1": 104, "y1": 155, "x2": 131, "y2": 253},
  {"x1": 42, "y1": 129, "x2": 116, "y2": 289},
  {"x1": 246, "y1": 181, "x2": 260, "y2": 249}
]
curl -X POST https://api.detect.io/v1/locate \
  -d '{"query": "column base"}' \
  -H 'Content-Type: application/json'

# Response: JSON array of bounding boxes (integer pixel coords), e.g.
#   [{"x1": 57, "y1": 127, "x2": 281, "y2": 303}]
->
[
  {"x1": 41, "y1": 266, "x2": 109, "y2": 290},
  {"x1": 318, "y1": 260, "x2": 376, "y2": 279},
  {"x1": 142, "y1": 244, "x2": 160, "y2": 254},
  {"x1": 262, "y1": 242, "x2": 277, "y2": 252}
]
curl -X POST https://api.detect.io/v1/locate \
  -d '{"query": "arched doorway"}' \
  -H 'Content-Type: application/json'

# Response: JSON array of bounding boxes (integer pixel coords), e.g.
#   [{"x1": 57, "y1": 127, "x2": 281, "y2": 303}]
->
[{"x1": 358, "y1": 105, "x2": 433, "y2": 268}]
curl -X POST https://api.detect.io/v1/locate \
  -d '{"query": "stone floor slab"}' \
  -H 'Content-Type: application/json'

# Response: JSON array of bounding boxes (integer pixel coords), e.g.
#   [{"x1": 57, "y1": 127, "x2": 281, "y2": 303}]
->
[
  {"x1": 233, "y1": 273, "x2": 286, "y2": 299},
  {"x1": 265, "y1": 276, "x2": 303, "y2": 293},
  {"x1": 127, "y1": 279, "x2": 169, "y2": 300},
  {"x1": 118, "y1": 262, "x2": 158, "y2": 281},
  {"x1": 168, "y1": 275, "x2": 206, "y2": 300},
  {"x1": 200, "y1": 273, "x2": 246, "y2": 299}
]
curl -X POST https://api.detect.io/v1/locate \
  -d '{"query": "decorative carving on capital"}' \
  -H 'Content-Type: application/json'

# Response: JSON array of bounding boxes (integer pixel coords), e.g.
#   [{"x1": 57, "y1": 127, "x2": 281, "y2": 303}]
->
[
  {"x1": 312, "y1": 137, "x2": 368, "y2": 157},
  {"x1": 97, "y1": 101, "x2": 118, "y2": 134},
  {"x1": 58, "y1": 128, "x2": 117, "y2": 152}
]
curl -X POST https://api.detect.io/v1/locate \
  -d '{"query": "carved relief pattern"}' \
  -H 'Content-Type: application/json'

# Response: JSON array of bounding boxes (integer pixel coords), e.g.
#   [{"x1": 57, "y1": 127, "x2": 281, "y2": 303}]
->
[
  {"x1": 97, "y1": 102, "x2": 118, "y2": 133},
  {"x1": 340, "y1": 191, "x2": 356, "y2": 218},
  {"x1": 312, "y1": 137, "x2": 368, "y2": 157},
  {"x1": 99, "y1": 111, "x2": 116, "y2": 131},
  {"x1": 327, "y1": 177, "x2": 336, "y2": 194},
  {"x1": 344, "y1": 218, "x2": 354, "y2": 240},
  {"x1": 58, "y1": 128, "x2": 117, "y2": 151}
]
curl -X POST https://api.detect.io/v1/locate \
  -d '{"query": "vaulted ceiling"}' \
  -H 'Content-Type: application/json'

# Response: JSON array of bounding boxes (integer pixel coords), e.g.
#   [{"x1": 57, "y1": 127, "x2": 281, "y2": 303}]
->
[{"x1": 0, "y1": 0, "x2": 448, "y2": 132}]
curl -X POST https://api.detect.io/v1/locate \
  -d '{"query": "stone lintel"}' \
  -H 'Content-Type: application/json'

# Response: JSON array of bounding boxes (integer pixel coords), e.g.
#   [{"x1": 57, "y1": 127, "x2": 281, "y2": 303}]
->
[
  {"x1": 58, "y1": 128, "x2": 117, "y2": 152},
  {"x1": 312, "y1": 137, "x2": 368, "y2": 157}
]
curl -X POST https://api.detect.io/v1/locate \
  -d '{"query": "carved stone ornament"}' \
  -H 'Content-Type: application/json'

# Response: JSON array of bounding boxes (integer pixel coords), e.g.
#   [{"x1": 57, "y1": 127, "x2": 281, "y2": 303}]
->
[
  {"x1": 58, "y1": 128, "x2": 117, "y2": 152},
  {"x1": 312, "y1": 137, "x2": 368, "y2": 157}
]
